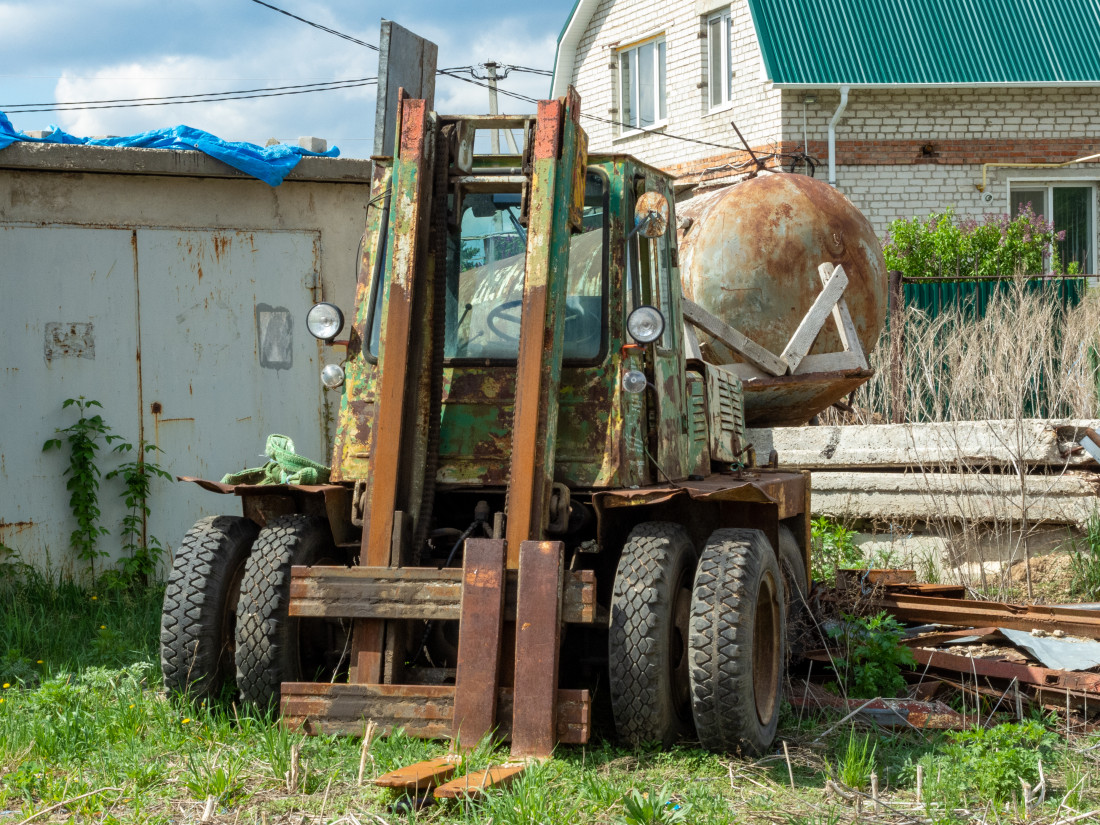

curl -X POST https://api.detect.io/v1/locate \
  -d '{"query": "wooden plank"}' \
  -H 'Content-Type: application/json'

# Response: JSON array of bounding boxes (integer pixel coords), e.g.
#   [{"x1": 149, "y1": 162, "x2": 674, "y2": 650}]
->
[
  {"x1": 818, "y1": 263, "x2": 868, "y2": 370},
  {"x1": 433, "y1": 764, "x2": 527, "y2": 800},
  {"x1": 374, "y1": 757, "x2": 458, "y2": 792},
  {"x1": 289, "y1": 566, "x2": 596, "y2": 624},
  {"x1": 510, "y1": 540, "x2": 564, "y2": 759},
  {"x1": 780, "y1": 264, "x2": 849, "y2": 373},
  {"x1": 791, "y1": 351, "x2": 866, "y2": 375},
  {"x1": 280, "y1": 683, "x2": 589, "y2": 743},
  {"x1": 452, "y1": 539, "x2": 507, "y2": 750},
  {"x1": 682, "y1": 299, "x2": 787, "y2": 377}
]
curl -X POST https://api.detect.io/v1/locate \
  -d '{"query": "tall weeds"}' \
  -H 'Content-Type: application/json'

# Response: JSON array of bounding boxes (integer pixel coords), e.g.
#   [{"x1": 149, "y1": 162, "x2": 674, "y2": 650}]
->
[{"x1": 825, "y1": 278, "x2": 1100, "y2": 599}]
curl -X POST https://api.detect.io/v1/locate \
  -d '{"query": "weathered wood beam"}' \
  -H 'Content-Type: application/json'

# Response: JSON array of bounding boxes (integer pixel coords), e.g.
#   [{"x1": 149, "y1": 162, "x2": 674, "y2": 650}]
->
[
  {"x1": 780, "y1": 264, "x2": 849, "y2": 374},
  {"x1": 280, "y1": 683, "x2": 590, "y2": 743},
  {"x1": 288, "y1": 566, "x2": 596, "y2": 623},
  {"x1": 682, "y1": 298, "x2": 787, "y2": 377}
]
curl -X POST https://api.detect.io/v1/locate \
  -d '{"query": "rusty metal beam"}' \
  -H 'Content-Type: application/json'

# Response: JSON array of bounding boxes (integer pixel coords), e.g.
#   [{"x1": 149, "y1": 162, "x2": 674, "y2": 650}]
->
[
  {"x1": 373, "y1": 757, "x2": 458, "y2": 792},
  {"x1": 503, "y1": 89, "x2": 585, "y2": 565},
  {"x1": 910, "y1": 647, "x2": 1100, "y2": 696},
  {"x1": 452, "y1": 539, "x2": 507, "y2": 750},
  {"x1": 288, "y1": 565, "x2": 596, "y2": 623},
  {"x1": 433, "y1": 764, "x2": 527, "y2": 800},
  {"x1": 281, "y1": 682, "x2": 589, "y2": 743},
  {"x1": 350, "y1": 95, "x2": 435, "y2": 684},
  {"x1": 510, "y1": 540, "x2": 565, "y2": 759},
  {"x1": 871, "y1": 594, "x2": 1100, "y2": 640}
]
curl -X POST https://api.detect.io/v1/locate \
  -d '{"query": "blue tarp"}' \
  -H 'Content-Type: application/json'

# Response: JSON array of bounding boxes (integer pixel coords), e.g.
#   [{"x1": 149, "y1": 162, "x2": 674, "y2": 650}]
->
[{"x1": 0, "y1": 111, "x2": 339, "y2": 187}]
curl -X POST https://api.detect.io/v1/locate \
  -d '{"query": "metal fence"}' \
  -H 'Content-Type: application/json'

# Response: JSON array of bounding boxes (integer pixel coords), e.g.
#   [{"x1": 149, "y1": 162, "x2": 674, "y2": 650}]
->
[{"x1": 886, "y1": 272, "x2": 1097, "y2": 423}]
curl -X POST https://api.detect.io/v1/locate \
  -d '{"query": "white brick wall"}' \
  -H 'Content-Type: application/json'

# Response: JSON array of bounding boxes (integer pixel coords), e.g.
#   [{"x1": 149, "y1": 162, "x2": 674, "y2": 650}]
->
[{"x1": 568, "y1": 0, "x2": 781, "y2": 168}]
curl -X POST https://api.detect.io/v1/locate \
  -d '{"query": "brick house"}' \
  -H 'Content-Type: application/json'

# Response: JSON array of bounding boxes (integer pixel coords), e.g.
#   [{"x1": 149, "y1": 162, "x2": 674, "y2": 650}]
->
[{"x1": 550, "y1": 0, "x2": 1100, "y2": 271}]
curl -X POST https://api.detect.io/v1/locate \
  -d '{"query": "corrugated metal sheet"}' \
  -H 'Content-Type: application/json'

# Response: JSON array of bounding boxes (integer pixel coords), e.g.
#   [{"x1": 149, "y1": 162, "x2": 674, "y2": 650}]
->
[{"x1": 747, "y1": 0, "x2": 1100, "y2": 86}]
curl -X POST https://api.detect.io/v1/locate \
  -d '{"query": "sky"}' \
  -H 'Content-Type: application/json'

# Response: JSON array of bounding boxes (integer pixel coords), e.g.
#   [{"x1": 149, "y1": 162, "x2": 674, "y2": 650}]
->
[{"x1": 0, "y1": 0, "x2": 573, "y2": 159}]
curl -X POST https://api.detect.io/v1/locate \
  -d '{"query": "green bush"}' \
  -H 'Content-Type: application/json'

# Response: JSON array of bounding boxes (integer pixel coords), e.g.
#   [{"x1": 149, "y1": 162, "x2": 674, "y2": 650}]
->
[
  {"x1": 909, "y1": 722, "x2": 1056, "y2": 806},
  {"x1": 811, "y1": 518, "x2": 863, "y2": 585},
  {"x1": 884, "y1": 205, "x2": 1076, "y2": 279},
  {"x1": 826, "y1": 613, "x2": 915, "y2": 699}
]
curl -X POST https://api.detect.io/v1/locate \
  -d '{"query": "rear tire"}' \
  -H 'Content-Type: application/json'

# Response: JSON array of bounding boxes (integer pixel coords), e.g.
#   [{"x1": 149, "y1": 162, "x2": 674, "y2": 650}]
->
[
  {"x1": 161, "y1": 515, "x2": 258, "y2": 700},
  {"x1": 235, "y1": 514, "x2": 343, "y2": 707},
  {"x1": 689, "y1": 528, "x2": 785, "y2": 755},
  {"x1": 609, "y1": 521, "x2": 697, "y2": 746}
]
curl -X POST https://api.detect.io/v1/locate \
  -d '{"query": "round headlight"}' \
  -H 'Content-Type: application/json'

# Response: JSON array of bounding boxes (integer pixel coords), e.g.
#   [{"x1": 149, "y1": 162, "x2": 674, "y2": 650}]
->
[
  {"x1": 307, "y1": 303, "x2": 344, "y2": 341},
  {"x1": 622, "y1": 369, "x2": 648, "y2": 394},
  {"x1": 321, "y1": 363, "x2": 345, "y2": 389},
  {"x1": 626, "y1": 305, "x2": 665, "y2": 344}
]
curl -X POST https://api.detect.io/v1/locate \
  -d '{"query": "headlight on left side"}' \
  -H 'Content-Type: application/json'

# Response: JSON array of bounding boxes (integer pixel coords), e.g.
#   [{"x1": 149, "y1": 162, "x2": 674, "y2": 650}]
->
[{"x1": 306, "y1": 302, "x2": 345, "y2": 342}]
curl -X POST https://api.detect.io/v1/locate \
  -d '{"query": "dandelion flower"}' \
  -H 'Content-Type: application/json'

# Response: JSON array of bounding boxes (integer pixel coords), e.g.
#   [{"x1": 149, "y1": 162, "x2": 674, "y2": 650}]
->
[
  {"x1": 91, "y1": 596, "x2": 97, "y2": 600},
  {"x1": 129, "y1": 704, "x2": 135, "y2": 709},
  {"x1": 100, "y1": 625, "x2": 106, "y2": 630},
  {"x1": 2, "y1": 684, "x2": 9, "y2": 689},
  {"x1": 36, "y1": 660, "x2": 43, "y2": 664},
  {"x1": 182, "y1": 718, "x2": 191, "y2": 724},
  {"x1": 0, "y1": 698, "x2": 5, "y2": 704}
]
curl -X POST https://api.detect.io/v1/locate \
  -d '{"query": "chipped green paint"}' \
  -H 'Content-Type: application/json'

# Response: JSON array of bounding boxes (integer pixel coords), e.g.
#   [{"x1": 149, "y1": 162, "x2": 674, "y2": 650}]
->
[{"x1": 332, "y1": 147, "x2": 713, "y2": 494}]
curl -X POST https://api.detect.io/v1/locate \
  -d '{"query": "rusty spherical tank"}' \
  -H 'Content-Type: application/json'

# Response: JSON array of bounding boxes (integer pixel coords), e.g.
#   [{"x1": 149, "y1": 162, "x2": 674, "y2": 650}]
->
[{"x1": 676, "y1": 173, "x2": 887, "y2": 426}]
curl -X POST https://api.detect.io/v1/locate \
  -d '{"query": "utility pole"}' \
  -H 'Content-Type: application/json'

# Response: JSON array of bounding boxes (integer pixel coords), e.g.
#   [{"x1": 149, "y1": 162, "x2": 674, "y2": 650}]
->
[{"x1": 483, "y1": 62, "x2": 520, "y2": 155}]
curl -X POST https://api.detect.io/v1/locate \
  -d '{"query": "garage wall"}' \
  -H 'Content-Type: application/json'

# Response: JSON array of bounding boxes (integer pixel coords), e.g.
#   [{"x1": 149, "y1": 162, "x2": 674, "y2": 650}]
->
[{"x1": 0, "y1": 143, "x2": 373, "y2": 577}]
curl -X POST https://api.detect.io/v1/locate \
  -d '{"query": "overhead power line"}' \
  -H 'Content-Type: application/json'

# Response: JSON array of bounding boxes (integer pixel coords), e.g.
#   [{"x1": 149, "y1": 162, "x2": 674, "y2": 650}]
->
[
  {"x1": 246, "y1": 0, "x2": 379, "y2": 51},
  {"x1": 2, "y1": 78, "x2": 377, "y2": 113}
]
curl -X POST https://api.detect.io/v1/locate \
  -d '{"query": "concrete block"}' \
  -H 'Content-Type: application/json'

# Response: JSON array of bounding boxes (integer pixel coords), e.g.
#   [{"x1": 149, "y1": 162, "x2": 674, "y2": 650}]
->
[{"x1": 298, "y1": 136, "x2": 328, "y2": 153}]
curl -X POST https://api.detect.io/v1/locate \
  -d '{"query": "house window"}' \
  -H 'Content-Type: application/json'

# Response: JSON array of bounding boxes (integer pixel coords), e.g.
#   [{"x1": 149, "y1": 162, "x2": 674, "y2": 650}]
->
[
  {"x1": 1009, "y1": 185, "x2": 1094, "y2": 274},
  {"x1": 619, "y1": 37, "x2": 667, "y2": 131},
  {"x1": 707, "y1": 9, "x2": 733, "y2": 109}
]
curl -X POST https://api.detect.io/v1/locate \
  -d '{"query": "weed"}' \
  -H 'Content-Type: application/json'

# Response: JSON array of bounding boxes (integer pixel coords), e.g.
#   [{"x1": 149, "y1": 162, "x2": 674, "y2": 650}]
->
[
  {"x1": 827, "y1": 729, "x2": 876, "y2": 790},
  {"x1": 826, "y1": 613, "x2": 916, "y2": 699},
  {"x1": 105, "y1": 440, "x2": 173, "y2": 587},
  {"x1": 42, "y1": 397, "x2": 122, "y2": 570},
  {"x1": 1070, "y1": 513, "x2": 1100, "y2": 600},
  {"x1": 184, "y1": 751, "x2": 247, "y2": 806},
  {"x1": 618, "y1": 786, "x2": 687, "y2": 825},
  {"x1": 811, "y1": 518, "x2": 863, "y2": 585},
  {"x1": 914, "y1": 722, "x2": 1056, "y2": 806}
]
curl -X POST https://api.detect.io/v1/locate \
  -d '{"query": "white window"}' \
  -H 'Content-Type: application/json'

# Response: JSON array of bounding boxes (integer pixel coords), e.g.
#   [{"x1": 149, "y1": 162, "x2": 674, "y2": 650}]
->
[
  {"x1": 618, "y1": 37, "x2": 667, "y2": 132},
  {"x1": 1009, "y1": 184, "x2": 1095, "y2": 274},
  {"x1": 707, "y1": 9, "x2": 733, "y2": 110}
]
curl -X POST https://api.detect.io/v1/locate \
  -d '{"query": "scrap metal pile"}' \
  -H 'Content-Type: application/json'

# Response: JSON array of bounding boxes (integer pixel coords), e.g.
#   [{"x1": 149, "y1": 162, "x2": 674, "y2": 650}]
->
[{"x1": 794, "y1": 570, "x2": 1100, "y2": 730}]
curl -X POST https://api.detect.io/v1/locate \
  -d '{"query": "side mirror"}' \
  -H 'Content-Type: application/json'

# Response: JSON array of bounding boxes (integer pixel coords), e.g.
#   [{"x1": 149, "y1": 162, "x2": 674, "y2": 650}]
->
[{"x1": 633, "y1": 191, "x2": 669, "y2": 239}]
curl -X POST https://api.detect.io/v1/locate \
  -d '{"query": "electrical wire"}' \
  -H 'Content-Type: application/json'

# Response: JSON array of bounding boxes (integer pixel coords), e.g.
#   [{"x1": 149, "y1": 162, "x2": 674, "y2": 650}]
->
[
  {"x1": 2, "y1": 79, "x2": 378, "y2": 113},
  {"x1": 245, "y1": 0, "x2": 378, "y2": 51},
  {"x1": 2, "y1": 78, "x2": 378, "y2": 112}
]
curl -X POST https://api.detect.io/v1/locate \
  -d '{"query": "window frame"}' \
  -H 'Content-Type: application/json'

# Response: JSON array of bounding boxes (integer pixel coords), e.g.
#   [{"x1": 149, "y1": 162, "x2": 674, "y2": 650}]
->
[
  {"x1": 616, "y1": 34, "x2": 668, "y2": 137},
  {"x1": 706, "y1": 8, "x2": 734, "y2": 112},
  {"x1": 1006, "y1": 178, "x2": 1097, "y2": 276}
]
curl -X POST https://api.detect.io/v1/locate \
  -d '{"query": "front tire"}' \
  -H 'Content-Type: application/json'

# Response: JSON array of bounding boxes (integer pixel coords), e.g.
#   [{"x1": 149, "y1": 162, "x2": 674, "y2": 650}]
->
[
  {"x1": 161, "y1": 515, "x2": 258, "y2": 700},
  {"x1": 689, "y1": 528, "x2": 785, "y2": 755},
  {"x1": 608, "y1": 521, "x2": 697, "y2": 746},
  {"x1": 235, "y1": 514, "x2": 343, "y2": 707}
]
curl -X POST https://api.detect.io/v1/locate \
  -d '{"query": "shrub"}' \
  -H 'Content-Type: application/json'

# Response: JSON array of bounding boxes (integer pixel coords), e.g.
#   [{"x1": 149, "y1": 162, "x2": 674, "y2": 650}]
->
[
  {"x1": 883, "y1": 205, "x2": 1074, "y2": 279},
  {"x1": 826, "y1": 612, "x2": 916, "y2": 699}
]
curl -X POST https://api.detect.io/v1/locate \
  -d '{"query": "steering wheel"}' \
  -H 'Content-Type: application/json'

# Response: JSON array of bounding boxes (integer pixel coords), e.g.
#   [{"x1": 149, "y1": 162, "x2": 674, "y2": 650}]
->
[{"x1": 486, "y1": 299, "x2": 598, "y2": 348}]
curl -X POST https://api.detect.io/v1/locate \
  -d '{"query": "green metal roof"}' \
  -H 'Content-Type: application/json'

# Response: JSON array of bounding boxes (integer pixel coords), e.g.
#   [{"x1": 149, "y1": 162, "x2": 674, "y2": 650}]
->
[{"x1": 748, "y1": 0, "x2": 1100, "y2": 86}]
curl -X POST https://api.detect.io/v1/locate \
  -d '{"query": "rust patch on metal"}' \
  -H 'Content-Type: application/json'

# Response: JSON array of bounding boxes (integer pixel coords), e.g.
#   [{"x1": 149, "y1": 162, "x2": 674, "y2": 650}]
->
[{"x1": 532, "y1": 100, "x2": 562, "y2": 161}]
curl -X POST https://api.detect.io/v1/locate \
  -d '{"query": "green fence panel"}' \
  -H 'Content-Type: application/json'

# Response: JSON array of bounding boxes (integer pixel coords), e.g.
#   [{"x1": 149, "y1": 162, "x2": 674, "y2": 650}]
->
[{"x1": 902, "y1": 276, "x2": 1087, "y2": 318}]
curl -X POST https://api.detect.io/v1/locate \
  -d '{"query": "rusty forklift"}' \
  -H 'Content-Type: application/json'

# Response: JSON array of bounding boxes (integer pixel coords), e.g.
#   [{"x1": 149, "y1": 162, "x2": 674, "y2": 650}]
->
[{"x1": 161, "y1": 89, "x2": 815, "y2": 795}]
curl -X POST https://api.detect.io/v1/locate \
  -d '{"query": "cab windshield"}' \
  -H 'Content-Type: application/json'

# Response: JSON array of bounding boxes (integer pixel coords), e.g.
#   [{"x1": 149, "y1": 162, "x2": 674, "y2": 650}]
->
[{"x1": 444, "y1": 170, "x2": 608, "y2": 362}]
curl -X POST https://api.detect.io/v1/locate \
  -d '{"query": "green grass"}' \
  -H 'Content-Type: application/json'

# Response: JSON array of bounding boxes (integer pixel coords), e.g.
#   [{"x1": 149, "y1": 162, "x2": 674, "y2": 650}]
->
[{"x1": 2, "y1": 572, "x2": 1099, "y2": 824}]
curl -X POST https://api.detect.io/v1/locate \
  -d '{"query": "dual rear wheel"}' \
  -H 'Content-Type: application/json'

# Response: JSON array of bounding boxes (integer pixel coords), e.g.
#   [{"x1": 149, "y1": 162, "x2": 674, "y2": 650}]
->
[
  {"x1": 609, "y1": 522, "x2": 794, "y2": 754},
  {"x1": 160, "y1": 513, "x2": 343, "y2": 706}
]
